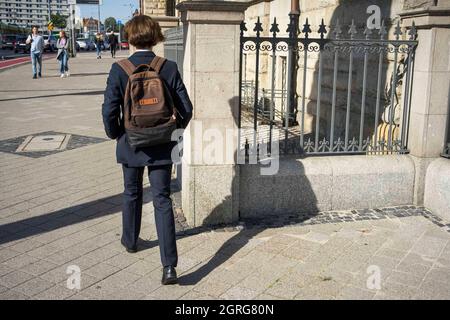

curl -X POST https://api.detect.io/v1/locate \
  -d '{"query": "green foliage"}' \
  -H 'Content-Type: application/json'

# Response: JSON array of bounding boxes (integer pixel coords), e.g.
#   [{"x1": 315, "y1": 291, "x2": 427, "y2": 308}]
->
[
  {"x1": 49, "y1": 13, "x2": 68, "y2": 29},
  {"x1": 104, "y1": 17, "x2": 119, "y2": 32}
]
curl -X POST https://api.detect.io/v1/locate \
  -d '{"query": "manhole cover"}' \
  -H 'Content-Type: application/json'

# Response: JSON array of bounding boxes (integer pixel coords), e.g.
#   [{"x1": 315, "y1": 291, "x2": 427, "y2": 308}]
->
[
  {"x1": 0, "y1": 131, "x2": 108, "y2": 158},
  {"x1": 16, "y1": 134, "x2": 71, "y2": 152}
]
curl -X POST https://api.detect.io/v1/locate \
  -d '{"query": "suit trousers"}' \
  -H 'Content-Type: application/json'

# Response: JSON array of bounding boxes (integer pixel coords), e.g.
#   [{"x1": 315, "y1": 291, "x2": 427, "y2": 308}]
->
[{"x1": 121, "y1": 164, "x2": 178, "y2": 267}]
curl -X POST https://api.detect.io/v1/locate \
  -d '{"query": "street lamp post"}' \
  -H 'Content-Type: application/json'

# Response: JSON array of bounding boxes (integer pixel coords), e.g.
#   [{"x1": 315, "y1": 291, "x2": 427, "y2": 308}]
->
[
  {"x1": 123, "y1": 4, "x2": 135, "y2": 18},
  {"x1": 70, "y1": 3, "x2": 76, "y2": 58},
  {"x1": 97, "y1": 1, "x2": 101, "y2": 32},
  {"x1": 47, "y1": 0, "x2": 52, "y2": 35}
]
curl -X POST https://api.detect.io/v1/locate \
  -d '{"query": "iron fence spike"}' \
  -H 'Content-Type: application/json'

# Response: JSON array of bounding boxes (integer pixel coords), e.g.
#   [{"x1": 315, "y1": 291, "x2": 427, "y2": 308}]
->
[
  {"x1": 364, "y1": 25, "x2": 372, "y2": 39},
  {"x1": 394, "y1": 20, "x2": 402, "y2": 40},
  {"x1": 270, "y1": 17, "x2": 280, "y2": 36},
  {"x1": 254, "y1": 16, "x2": 263, "y2": 36},
  {"x1": 302, "y1": 18, "x2": 311, "y2": 38},
  {"x1": 333, "y1": 19, "x2": 342, "y2": 39},
  {"x1": 348, "y1": 19, "x2": 357, "y2": 39},
  {"x1": 318, "y1": 18, "x2": 327, "y2": 39},
  {"x1": 240, "y1": 21, "x2": 247, "y2": 33},
  {"x1": 408, "y1": 21, "x2": 417, "y2": 40}
]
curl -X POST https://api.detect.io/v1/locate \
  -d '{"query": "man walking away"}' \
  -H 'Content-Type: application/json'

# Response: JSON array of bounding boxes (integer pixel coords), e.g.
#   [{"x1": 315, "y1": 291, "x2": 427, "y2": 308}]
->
[
  {"x1": 109, "y1": 32, "x2": 117, "y2": 58},
  {"x1": 102, "y1": 15, "x2": 193, "y2": 285},
  {"x1": 26, "y1": 26, "x2": 44, "y2": 79}
]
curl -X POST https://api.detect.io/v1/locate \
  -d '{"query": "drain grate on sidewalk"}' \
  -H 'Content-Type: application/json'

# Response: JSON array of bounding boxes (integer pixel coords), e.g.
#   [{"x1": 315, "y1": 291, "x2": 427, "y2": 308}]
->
[{"x1": 0, "y1": 131, "x2": 107, "y2": 158}]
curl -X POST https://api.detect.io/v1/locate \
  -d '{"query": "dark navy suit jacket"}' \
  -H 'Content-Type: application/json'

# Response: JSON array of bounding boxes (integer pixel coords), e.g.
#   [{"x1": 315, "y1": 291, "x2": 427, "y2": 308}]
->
[{"x1": 102, "y1": 51, "x2": 193, "y2": 167}]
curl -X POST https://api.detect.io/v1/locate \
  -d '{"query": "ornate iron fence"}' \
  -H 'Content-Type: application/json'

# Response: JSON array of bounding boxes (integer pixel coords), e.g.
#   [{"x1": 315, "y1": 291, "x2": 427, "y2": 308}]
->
[
  {"x1": 163, "y1": 25, "x2": 184, "y2": 77},
  {"x1": 239, "y1": 16, "x2": 418, "y2": 156}
]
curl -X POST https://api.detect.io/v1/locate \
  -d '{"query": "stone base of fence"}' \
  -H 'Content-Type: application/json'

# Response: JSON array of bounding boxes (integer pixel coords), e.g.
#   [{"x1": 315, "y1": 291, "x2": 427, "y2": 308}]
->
[{"x1": 239, "y1": 155, "x2": 416, "y2": 218}]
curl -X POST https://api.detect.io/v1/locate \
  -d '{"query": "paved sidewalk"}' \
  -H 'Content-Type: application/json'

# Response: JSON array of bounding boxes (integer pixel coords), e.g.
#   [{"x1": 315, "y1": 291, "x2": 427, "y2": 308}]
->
[{"x1": 0, "y1": 52, "x2": 450, "y2": 300}]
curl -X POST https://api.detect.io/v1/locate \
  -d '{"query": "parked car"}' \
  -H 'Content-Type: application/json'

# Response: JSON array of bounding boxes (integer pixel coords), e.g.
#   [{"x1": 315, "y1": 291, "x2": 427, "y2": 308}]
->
[
  {"x1": 13, "y1": 36, "x2": 30, "y2": 54},
  {"x1": 76, "y1": 38, "x2": 88, "y2": 50},
  {"x1": 120, "y1": 41, "x2": 129, "y2": 50},
  {"x1": 43, "y1": 34, "x2": 57, "y2": 52},
  {"x1": 76, "y1": 38, "x2": 95, "y2": 51},
  {"x1": 2, "y1": 34, "x2": 18, "y2": 50},
  {"x1": 102, "y1": 40, "x2": 110, "y2": 50}
]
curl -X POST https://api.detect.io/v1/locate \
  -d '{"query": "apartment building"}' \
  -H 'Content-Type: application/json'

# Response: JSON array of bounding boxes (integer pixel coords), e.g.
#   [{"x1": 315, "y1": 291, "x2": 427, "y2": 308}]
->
[{"x1": 0, "y1": 0, "x2": 69, "y2": 29}]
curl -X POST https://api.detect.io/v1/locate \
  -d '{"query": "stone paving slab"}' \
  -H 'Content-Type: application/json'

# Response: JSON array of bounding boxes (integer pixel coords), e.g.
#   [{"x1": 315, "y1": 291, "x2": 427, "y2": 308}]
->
[{"x1": 1, "y1": 52, "x2": 450, "y2": 300}]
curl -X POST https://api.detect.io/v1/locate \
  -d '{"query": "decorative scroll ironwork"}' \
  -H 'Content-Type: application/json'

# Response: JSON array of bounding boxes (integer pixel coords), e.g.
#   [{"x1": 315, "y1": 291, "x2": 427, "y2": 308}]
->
[{"x1": 239, "y1": 15, "x2": 418, "y2": 156}]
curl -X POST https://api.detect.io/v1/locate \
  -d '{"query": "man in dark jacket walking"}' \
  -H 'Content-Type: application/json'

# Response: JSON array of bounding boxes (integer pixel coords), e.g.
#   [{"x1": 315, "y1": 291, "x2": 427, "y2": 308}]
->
[
  {"x1": 102, "y1": 15, "x2": 193, "y2": 285},
  {"x1": 108, "y1": 32, "x2": 118, "y2": 58}
]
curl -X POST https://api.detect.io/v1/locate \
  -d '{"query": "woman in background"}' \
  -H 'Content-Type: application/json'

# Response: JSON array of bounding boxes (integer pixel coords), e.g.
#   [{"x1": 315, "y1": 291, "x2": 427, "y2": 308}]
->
[
  {"x1": 95, "y1": 33, "x2": 103, "y2": 59},
  {"x1": 56, "y1": 30, "x2": 69, "y2": 78}
]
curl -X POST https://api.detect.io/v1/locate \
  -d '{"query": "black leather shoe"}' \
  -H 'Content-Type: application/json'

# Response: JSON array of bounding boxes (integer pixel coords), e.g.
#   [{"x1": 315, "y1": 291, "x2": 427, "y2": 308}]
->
[
  {"x1": 161, "y1": 266, "x2": 178, "y2": 285},
  {"x1": 120, "y1": 239, "x2": 137, "y2": 253},
  {"x1": 32, "y1": 75, "x2": 37, "y2": 79}
]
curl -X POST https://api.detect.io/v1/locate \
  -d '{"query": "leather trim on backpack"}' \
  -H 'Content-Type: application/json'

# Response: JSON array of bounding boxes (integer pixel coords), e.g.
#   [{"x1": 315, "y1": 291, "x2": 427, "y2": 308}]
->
[
  {"x1": 149, "y1": 56, "x2": 166, "y2": 73},
  {"x1": 117, "y1": 59, "x2": 136, "y2": 76}
]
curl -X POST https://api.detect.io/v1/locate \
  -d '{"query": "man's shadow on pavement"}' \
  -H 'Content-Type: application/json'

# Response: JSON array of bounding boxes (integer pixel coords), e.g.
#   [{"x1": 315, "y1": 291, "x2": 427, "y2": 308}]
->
[{"x1": 177, "y1": 97, "x2": 319, "y2": 286}]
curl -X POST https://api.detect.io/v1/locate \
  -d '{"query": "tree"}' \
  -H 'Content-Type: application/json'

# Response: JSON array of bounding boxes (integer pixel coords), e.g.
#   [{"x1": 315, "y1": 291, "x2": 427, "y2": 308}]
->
[
  {"x1": 104, "y1": 17, "x2": 117, "y2": 32},
  {"x1": 49, "y1": 13, "x2": 67, "y2": 29}
]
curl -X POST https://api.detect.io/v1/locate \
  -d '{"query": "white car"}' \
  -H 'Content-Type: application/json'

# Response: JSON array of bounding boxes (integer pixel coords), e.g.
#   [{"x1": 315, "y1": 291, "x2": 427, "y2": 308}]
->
[
  {"x1": 76, "y1": 38, "x2": 95, "y2": 51},
  {"x1": 43, "y1": 34, "x2": 56, "y2": 52},
  {"x1": 76, "y1": 38, "x2": 88, "y2": 50}
]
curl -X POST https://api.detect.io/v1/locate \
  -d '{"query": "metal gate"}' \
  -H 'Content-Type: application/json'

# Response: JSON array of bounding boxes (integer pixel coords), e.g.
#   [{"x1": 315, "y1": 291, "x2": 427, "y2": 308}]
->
[
  {"x1": 239, "y1": 14, "x2": 418, "y2": 156},
  {"x1": 164, "y1": 25, "x2": 184, "y2": 76}
]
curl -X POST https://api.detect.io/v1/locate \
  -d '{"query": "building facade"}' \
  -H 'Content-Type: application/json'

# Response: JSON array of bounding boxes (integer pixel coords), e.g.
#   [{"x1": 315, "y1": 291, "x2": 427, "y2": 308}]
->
[
  {"x1": 141, "y1": 0, "x2": 179, "y2": 17},
  {"x1": 0, "y1": 0, "x2": 69, "y2": 29},
  {"x1": 82, "y1": 17, "x2": 100, "y2": 33},
  {"x1": 140, "y1": 0, "x2": 182, "y2": 55}
]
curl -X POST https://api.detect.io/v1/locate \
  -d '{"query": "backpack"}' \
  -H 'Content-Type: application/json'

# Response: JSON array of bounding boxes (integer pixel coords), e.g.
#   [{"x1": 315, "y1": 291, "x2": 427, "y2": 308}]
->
[{"x1": 117, "y1": 56, "x2": 177, "y2": 148}]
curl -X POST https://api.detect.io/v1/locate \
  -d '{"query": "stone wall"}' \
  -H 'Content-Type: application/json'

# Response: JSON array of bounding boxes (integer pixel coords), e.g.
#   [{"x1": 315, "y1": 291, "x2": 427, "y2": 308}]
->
[
  {"x1": 142, "y1": 0, "x2": 183, "y2": 17},
  {"x1": 143, "y1": 0, "x2": 168, "y2": 16},
  {"x1": 240, "y1": 155, "x2": 416, "y2": 216}
]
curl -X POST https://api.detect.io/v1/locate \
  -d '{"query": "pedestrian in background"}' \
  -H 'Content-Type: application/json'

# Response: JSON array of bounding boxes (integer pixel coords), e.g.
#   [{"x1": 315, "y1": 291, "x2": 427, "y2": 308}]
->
[
  {"x1": 109, "y1": 32, "x2": 117, "y2": 58},
  {"x1": 95, "y1": 33, "x2": 103, "y2": 59},
  {"x1": 56, "y1": 30, "x2": 70, "y2": 78},
  {"x1": 26, "y1": 26, "x2": 44, "y2": 79}
]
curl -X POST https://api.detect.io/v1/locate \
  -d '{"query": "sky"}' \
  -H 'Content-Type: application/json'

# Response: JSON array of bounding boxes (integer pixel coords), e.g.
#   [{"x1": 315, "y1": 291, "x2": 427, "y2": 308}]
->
[{"x1": 78, "y1": 0, "x2": 139, "y2": 24}]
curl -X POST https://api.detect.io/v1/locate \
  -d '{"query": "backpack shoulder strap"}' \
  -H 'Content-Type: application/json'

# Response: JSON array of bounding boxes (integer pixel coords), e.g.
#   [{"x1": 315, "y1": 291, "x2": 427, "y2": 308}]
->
[
  {"x1": 117, "y1": 59, "x2": 136, "y2": 76},
  {"x1": 149, "y1": 56, "x2": 166, "y2": 74}
]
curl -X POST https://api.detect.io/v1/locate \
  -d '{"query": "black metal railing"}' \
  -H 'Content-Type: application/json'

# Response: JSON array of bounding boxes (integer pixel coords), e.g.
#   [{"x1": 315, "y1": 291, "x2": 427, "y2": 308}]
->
[
  {"x1": 239, "y1": 16, "x2": 418, "y2": 156},
  {"x1": 163, "y1": 25, "x2": 184, "y2": 77}
]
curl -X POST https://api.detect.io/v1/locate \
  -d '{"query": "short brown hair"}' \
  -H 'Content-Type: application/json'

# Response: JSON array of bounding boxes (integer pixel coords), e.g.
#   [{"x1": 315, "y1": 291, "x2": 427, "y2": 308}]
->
[{"x1": 124, "y1": 15, "x2": 164, "y2": 49}]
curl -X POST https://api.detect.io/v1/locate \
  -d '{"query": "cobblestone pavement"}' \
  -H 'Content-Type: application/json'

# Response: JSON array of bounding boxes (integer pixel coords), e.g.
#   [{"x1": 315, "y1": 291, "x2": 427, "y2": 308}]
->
[{"x1": 1, "y1": 52, "x2": 450, "y2": 300}]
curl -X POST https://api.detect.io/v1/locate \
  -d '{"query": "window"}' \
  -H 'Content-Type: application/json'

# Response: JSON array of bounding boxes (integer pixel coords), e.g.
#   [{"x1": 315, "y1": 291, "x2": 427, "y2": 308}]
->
[{"x1": 166, "y1": 0, "x2": 175, "y2": 16}]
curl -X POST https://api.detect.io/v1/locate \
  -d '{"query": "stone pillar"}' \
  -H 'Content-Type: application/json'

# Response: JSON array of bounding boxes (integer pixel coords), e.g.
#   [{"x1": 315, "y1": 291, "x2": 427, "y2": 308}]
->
[
  {"x1": 177, "y1": 0, "x2": 248, "y2": 226},
  {"x1": 400, "y1": 4, "x2": 450, "y2": 205}
]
